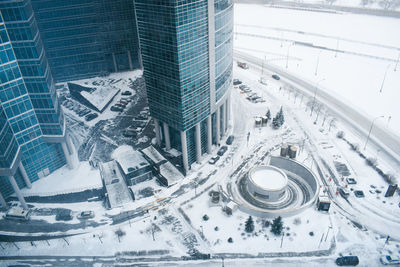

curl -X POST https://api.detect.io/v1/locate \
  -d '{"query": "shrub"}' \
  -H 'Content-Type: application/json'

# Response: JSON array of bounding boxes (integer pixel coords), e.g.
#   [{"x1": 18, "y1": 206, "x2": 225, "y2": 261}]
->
[
  {"x1": 203, "y1": 214, "x2": 209, "y2": 221},
  {"x1": 336, "y1": 131, "x2": 345, "y2": 139}
]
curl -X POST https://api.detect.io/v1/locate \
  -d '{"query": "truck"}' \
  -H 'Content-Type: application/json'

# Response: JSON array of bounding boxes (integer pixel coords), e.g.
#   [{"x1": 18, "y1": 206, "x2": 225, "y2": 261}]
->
[{"x1": 237, "y1": 61, "x2": 249, "y2": 69}]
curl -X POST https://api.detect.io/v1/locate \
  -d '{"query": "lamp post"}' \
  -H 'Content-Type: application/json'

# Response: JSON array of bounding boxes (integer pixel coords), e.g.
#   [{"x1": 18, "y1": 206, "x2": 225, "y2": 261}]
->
[
  {"x1": 380, "y1": 64, "x2": 391, "y2": 93},
  {"x1": 310, "y1": 78, "x2": 325, "y2": 117},
  {"x1": 394, "y1": 52, "x2": 399, "y2": 72},
  {"x1": 364, "y1": 115, "x2": 384, "y2": 150},
  {"x1": 286, "y1": 43, "x2": 294, "y2": 69},
  {"x1": 315, "y1": 50, "x2": 322, "y2": 76}
]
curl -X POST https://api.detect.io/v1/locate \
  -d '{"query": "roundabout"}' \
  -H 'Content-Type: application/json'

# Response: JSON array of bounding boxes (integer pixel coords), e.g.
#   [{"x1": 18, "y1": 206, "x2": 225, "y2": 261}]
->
[{"x1": 233, "y1": 156, "x2": 320, "y2": 217}]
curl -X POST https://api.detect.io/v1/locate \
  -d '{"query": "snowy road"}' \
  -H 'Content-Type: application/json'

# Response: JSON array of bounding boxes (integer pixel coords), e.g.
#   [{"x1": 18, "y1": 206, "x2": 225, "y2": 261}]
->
[{"x1": 234, "y1": 50, "x2": 400, "y2": 165}]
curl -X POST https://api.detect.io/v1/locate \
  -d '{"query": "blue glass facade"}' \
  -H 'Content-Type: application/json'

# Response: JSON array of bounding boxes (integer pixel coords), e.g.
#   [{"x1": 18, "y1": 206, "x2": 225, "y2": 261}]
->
[
  {"x1": 30, "y1": 0, "x2": 140, "y2": 82},
  {"x1": 135, "y1": 0, "x2": 233, "y2": 172},
  {"x1": 0, "y1": 0, "x2": 66, "y2": 199}
]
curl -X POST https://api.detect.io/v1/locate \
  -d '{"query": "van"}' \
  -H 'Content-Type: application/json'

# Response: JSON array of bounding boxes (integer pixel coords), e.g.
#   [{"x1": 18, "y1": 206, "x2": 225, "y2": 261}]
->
[{"x1": 4, "y1": 207, "x2": 31, "y2": 221}]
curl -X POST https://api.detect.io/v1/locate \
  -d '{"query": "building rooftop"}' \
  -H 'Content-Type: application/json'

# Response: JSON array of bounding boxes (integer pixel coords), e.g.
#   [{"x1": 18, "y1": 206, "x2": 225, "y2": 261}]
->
[{"x1": 112, "y1": 145, "x2": 149, "y2": 174}]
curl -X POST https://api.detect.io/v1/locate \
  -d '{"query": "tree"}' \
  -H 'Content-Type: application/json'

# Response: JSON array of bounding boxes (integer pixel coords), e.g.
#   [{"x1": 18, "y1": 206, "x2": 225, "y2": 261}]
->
[
  {"x1": 272, "y1": 107, "x2": 285, "y2": 129},
  {"x1": 271, "y1": 216, "x2": 283, "y2": 236},
  {"x1": 278, "y1": 107, "x2": 285, "y2": 126},
  {"x1": 266, "y1": 109, "x2": 271, "y2": 122},
  {"x1": 245, "y1": 216, "x2": 254, "y2": 233},
  {"x1": 115, "y1": 229, "x2": 126, "y2": 243}
]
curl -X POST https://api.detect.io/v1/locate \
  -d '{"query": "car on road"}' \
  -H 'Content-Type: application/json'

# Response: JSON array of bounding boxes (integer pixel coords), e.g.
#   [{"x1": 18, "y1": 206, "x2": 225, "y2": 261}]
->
[
  {"x1": 226, "y1": 135, "x2": 235, "y2": 145},
  {"x1": 217, "y1": 146, "x2": 228, "y2": 156},
  {"x1": 346, "y1": 178, "x2": 357, "y2": 184},
  {"x1": 354, "y1": 190, "x2": 365, "y2": 198},
  {"x1": 272, "y1": 74, "x2": 280, "y2": 80},
  {"x1": 233, "y1": 79, "x2": 242, "y2": 85},
  {"x1": 4, "y1": 207, "x2": 31, "y2": 221},
  {"x1": 121, "y1": 90, "x2": 132, "y2": 96},
  {"x1": 380, "y1": 255, "x2": 400, "y2": 265},
  {"x1": 237, "y1": 61, "x2": 249, "y2": 69},
  {"x1": 208, "y1": 156, "x2": 220, "y2": 165},
  {"x1": 339, "y1": 187, "x2": 350, "y2": 199},
  {"x1": 77, "y1": 211, "x2": 95, "y2": 219},
  {"x1": 85, "y1": 113, "x2": 98, "y2": 121},
  {"x1": 335, "y1": 256, "x2": 359, "y2": 266}
]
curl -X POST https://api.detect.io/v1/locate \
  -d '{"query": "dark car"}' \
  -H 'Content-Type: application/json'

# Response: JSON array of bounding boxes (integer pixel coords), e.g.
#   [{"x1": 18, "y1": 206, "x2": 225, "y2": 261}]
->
[
  {"x1": 226, "y1": 135, "x2": 235, "y2": 145},
  {"x1": 85, "y1": 113, "x2": 98, "y2": 121},
  {"x1": 121, "y1": 90, "x2": 132, "y2": 96},
  {"x1": 78, "y1": 109, "x2": 91, "y2": 117},
  {"x1": 354, "y1": 190, "x2": 365, "y2": 198},
  {"x1": 335, "y1": 256, "x2": 359, "y2": 266},
  {"x1": 217, "y1": 146, "x2": 228, "y2": 156},
  {"x1": 123, "y1": 129, "x2": 137, "y2": 138},
  {"x1": 233, "y1": 79, "x2": 242, "y2": 85},
  {"x1": 56, "y1": 210, "x2": 73, "y2": 221},
  {"x1": 272, "y1": 74, "x2": 280, "y2": 80},
  {"x1": 110, "y1": 106, "x2": 123, "y2": 112}
]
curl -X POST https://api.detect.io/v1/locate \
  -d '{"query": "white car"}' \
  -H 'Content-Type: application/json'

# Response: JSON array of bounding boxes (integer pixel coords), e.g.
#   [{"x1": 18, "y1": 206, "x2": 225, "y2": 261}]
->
[
  {"x1": 380, "y1": 255, "x2": 400, "y2": 265},
  {"x1": 208, "y1": 156, "x2": 220, "y2": 165},
  {"x1": 259, "y1": 77, "x2": 268, "y2": 85},
  {"x1": 77, "y1": 211, "x2": 95, "y2": 219}
]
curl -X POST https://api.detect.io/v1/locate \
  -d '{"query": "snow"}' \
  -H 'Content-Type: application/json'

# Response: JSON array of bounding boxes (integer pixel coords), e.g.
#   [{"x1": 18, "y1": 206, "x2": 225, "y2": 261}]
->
[
  {"x1": 79, "y1": 86, "x2": 119, "y2": 112},
  {"x1": 111, "y1": 145, "x2": 149, "y2": 174},
  {"x1": 234, "y1": 4, "x2": 400, "y2": 136},
  {"x1": 250, "y1": 166, "x2": 287, "y2": 190},
  {"x1": 20, "y1": 162, "x2": 102, "y2": 196}
]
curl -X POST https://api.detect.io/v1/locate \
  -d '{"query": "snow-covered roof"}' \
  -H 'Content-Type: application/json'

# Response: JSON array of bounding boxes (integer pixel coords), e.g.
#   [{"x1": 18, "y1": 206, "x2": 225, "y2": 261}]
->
[
  {"x1": 79, "y1": 86, "x2": 119, "y2": 112},
  {"x1": 141, "y1": 146, "x2": 165, "y2": 164},
  {"x1": 141, "y1": 146, "x2": 183, "y2": 185},
  {"x1": 100, "y1": 160, "x2": 132, "y2": 208},
  {"x1": 112, "y1": 145, "x2": 149, "y2": 174}
]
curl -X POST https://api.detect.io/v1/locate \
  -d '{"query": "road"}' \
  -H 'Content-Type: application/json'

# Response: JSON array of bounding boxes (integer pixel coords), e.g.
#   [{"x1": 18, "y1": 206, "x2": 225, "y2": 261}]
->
[{"x1": 234, "y1": 50, "x2": 400, "y2": 165}]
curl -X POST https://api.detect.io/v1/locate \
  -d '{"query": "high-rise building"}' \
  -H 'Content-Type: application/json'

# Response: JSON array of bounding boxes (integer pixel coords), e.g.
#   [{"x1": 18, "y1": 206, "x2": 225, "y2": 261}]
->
[
  {"x1": 31, "y1": 0, "x2": 141, "y2": 82},
  {"x1": 134, "y1": 0, "x2": 233, "y2": 173},
  {"x1": 0, "y1": 0, "x2": 76, "y2": 207}
]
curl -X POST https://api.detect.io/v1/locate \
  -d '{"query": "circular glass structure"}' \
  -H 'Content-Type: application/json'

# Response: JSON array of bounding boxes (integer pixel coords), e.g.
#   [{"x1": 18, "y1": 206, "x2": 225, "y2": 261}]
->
[{"x1": 248, "y1": 166, "x2": 288, "y2": 202}]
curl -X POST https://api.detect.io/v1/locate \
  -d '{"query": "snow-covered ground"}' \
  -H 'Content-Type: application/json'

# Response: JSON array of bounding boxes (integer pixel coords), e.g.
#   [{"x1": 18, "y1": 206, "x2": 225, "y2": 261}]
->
[
  {"x1": 20, "y1": 162, "x2": 102, "y2": 196},
  {"x1": 235, "y1": 4, "x2": 400, "y2": 136}
]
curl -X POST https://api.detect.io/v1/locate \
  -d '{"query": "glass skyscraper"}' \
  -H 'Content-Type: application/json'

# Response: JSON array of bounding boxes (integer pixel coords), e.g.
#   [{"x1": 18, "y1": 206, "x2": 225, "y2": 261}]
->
[
  {"x1": 0, "y1": 0, "x2": 76, "y2": 207},
  {"x1": 31, "y1": 0, "x2": 141, "y2": 82},
  {"x1": 135, "y1": 0, "x2": 233, "y2": 173}
]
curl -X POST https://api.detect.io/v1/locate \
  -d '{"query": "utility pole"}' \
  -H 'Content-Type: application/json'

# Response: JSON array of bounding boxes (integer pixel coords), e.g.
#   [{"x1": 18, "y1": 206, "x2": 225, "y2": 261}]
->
[
  {"x1": 380, "y1": 64, "x2": 391, "y2": 93},
  {"x1": 364, "y1": 115, "x2": 384, "y2": 150},
  {"x1": 394, "y1": 52, "x2": 399, "y2": 72},
  {"x1": 310, "y1": 78, "x2": 325, "y2": 117},
  {"x1": 334, "y1": 39, "x2": 339, "y2": 58},
  {"x1": 315, "y1": 50, "x2": 322, "y2": 76}
]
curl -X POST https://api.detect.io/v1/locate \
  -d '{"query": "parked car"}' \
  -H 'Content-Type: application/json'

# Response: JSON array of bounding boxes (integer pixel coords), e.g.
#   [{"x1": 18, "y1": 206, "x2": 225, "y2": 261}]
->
[
  {"x1": 233, "y1": 79, "x2": 242, "y2": 85},
  {"x1": 115, "y1": 103, "x2": 125, "y2": 109},
  {"x1": 123, "y1": 129, "x2": 137, "y2": 137},
  {"x1": 78, "y1": 109, "x2": 91, "y2": 117},
  {"x1": 121, "y1": 97, "x2": 132, "y2": 102},
  {"x1": 117, "y1": 101, "x2": 127, "y2": 107},
  {"x1": 56, "y1": 210, "x2": 73, "y2": 221},
  {"x1": 85, "y1": 113, "x2": 98, "y2": 121},
  {"x1": 380, "y1": 255, "x2": 400, "y2": 265},
  {"x1": 217, "y1": 146, "x2": 228, "y2": 156},
  {"x1": 237, "y1": 61, "x2": 249, "y2": 69},
  {"x1": 121, "y1": 90, "x2": 132, "y2": 96},
  {"x1": 346, "y1": 178, "x2": 357, "y2": 184},
  {"x1": 243, "y1": 88, "x2": 252, "y2": 93},
  {"x1": 335, "y1": 256, "x2": 359, "y2": 266},
  {"x1": 226, "y1": 135, "x2": 235, "y2": 145},
  {"x1": 119, "y1": 100, "x2": 129, "y2": 105},
  {"x1": 77, "y1": 211, "x2": 95, "y2": 219},
  {"x1": 208, "y1": 156, "x2": 220, "y2": 165},
  {"x1": 111, "y1": 106, "x2": 123, "y2": 112},
  {"x1": 259, "y1": 77, "x2": 268, "y2": 85},
  {"x1": 239, "y1": 84, "x2": 249, "y2": 90},
  {"x1": 339, "y1": 187, "x2": 350, "y2": 199},
  {"x1": 354, "y1": 190, "x2": 365, "y2": 198},
  {"x1": 272, "y1": 74, "x2": 280, "y2": 80}
]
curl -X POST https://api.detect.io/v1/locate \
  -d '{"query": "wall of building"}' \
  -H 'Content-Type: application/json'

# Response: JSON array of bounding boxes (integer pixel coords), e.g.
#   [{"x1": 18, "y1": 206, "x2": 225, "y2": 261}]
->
[{"x1": 31, "y1": 0, "x2": 140, "y2": 82}]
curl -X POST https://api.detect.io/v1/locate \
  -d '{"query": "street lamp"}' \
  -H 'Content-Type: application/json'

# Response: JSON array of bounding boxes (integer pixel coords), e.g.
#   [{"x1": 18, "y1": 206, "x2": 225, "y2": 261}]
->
[
  {"x1": 315, "y1": 50, "x2": 322, "y2": 76},
  {"x1": 394, "y1": 52, "x2": 399, "y2": 72},
  {"x1": 310, "y1": 78, "x2": 325, "y2": 117},
  {"x1": 380, "y1": 64, "x2": 391, "y2": 93},
  {"x1": 286, "y1": 43, "x2": 295, "y2": 69},
  {"x1": 363, "y1": 115, "x2": 384, "y2": 150}
]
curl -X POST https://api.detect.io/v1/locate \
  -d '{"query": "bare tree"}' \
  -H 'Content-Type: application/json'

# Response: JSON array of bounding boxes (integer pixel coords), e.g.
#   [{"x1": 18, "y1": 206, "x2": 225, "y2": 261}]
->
[{"x1": 115, "y1": 229, "x2": 126, "y2": 243}]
